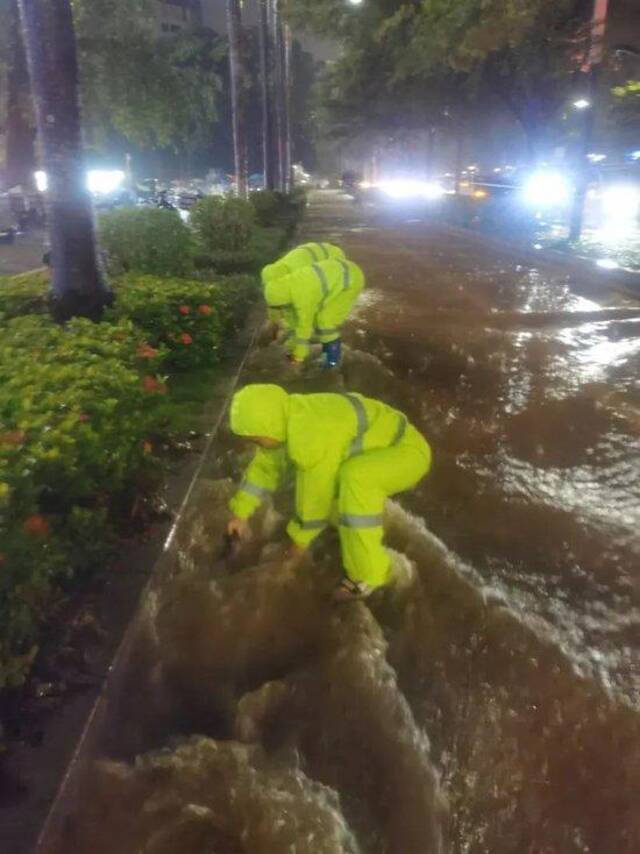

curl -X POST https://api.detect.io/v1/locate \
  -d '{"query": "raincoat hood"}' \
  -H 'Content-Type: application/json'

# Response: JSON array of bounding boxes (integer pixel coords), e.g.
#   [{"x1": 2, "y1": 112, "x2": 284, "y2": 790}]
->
[
  {"x1": 261, "y1": 261, "x2": 291, "y2": 286},
  {"x1": 230, "y1": 384, "x2": 289, "y2": 442},
  {"x1": 264, "y1": 276, "x2": 292, "y2": 308}
]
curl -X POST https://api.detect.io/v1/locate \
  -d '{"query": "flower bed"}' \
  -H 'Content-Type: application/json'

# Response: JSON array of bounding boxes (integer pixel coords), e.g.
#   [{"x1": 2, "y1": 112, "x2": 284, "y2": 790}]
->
[{"x1": 0, "y1": 270, "x2": 258, "y2": 688}]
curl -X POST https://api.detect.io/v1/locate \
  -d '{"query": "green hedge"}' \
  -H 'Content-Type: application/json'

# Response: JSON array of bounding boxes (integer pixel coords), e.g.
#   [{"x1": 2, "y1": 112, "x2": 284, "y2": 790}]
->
[
  {"x1": 99, "y1": 208, "x2": 194, "y2": 277},
  {"x1": 0, "y1": 270, "x2": 50, "y2": 318},
  {"x1": 0, "y1": 270, "x2": 258, "y2": 688}
]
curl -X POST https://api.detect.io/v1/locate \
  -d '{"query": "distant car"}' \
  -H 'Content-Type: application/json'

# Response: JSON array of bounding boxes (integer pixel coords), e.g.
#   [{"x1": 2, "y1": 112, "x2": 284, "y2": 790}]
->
[{"x1": 0, "y1": 194, "x2": 17, "y2": 243}]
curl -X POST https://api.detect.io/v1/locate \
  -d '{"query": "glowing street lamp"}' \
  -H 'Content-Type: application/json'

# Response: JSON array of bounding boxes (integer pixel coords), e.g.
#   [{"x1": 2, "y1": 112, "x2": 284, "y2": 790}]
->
[{"x1": 573, "y1": 98, "x2": 591, "y2": 110}]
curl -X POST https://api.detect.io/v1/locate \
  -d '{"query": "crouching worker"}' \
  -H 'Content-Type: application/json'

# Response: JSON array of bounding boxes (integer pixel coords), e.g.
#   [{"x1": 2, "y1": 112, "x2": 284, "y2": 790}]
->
[
  {"x1": 265, "y1": 258, "x2": 365, "y2": 367},
  {"x1": 261, "y1": 242, "x2": 346, "y2": 288},
  {"x1": 226, "y1": 384, "x2": 432, "y2": 601}
]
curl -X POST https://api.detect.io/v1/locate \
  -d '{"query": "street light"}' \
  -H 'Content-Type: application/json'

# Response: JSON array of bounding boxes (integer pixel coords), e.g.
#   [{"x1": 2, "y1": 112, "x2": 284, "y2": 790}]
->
[
  {"x1": 573, "y1": 98, "x2": 591, "y2": 110},
  {"x1": 347, "y1": 0, "x2": 364, "y2": 4}
]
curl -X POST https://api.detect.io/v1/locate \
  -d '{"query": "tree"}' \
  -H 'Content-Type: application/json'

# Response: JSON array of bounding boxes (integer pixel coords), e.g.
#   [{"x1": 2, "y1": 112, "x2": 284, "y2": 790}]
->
[
  {"x1": 17, "y1": 0, "x2": 110, "y2": 320},
  {"x1": 226, "y1": 0, "x2": 248, "y2": 197}
]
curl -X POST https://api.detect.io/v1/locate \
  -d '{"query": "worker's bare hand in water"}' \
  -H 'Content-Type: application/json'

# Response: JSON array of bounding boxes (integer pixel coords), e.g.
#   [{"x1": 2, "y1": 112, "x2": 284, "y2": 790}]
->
[{"x1": 227, "y1": 517, "x2": 251, "y2": 541}]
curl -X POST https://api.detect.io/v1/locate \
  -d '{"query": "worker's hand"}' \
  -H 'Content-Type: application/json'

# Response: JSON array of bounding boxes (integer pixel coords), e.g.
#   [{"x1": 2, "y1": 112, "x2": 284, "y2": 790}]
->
[
  {"x1": 287, "y1": 356, "x2": 304, "y2": 372},
  {"x1": 227, "y1": 517, "x2": 251, "y2": 541},
  {"x1": 285, "y1": 543, "x2": 309, "y2": 569}
]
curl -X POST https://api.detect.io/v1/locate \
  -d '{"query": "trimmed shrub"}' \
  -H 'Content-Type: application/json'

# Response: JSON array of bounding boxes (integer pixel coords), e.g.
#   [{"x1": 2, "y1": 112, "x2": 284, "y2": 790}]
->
[
  {"x1": 250, "y1": 189, "x2": 307, "y2": 229},
  {"x1": 99, "y1": 208, "x2": 194, "y2": 277},
  {"x1": 0, "y1": 270, "x2": 50, "y2": 318},
  {"x1": 190, "y1": 196, "x2": 256, "y2": 254},
  {"x1": 108, "y1": 274, "x2": 238, "y2": 371}
]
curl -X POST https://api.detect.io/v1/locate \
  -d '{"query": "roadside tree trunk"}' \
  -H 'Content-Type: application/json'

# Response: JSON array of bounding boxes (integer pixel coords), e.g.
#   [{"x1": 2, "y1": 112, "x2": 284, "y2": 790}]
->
[
  {"x1": 17, "y1": 0, "x2": 111, "y2": 322},
  {"x1": 270, "y1": 0, "x2": 286, "y2": 192},
  {"x1": 283, "y1": 23, "x2": 293, "y2": 193},
  {"x1": 226, "y1": 0, "x2": 248, "y2": 198},
  {"x1": 258, "y1": 0, "x2": 275, "y2": 190},
  {"x1": 5, "y1": 0, "x2": 36, "y2": 191}
]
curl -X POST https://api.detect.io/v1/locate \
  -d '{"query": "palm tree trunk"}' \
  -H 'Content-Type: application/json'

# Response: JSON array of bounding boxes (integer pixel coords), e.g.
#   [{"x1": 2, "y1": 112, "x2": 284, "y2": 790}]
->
[
  {"x1": 258, "y1": 0, "x2": 275, "y2": 190},
  {"x1": 283, "y1": 23, "x2": 293, "y2": 193},
  {"x1": 5, "y1": 0, "x2": 36, "y2": 191},
  {"x1": 17, "y1": 0, "x2": 111, "y2": 321},
  {"x1": 226, "y1": 0, "x2": 248, "y2": 198},
  {"x1": 270, "y1": 0, "x2": 286, "y2": 192}
]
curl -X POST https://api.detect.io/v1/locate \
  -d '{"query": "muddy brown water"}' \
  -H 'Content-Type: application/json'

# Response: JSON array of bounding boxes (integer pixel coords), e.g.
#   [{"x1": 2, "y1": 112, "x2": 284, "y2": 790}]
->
[{"x1": 44, "y1": 192, "x2": 639, "y2": 853}]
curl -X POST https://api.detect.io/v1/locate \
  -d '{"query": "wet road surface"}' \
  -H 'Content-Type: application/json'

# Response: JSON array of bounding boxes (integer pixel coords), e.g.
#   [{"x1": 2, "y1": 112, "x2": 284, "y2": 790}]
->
[{"x1": 46, "y1": 191, "x2": 640, "y2": 854}]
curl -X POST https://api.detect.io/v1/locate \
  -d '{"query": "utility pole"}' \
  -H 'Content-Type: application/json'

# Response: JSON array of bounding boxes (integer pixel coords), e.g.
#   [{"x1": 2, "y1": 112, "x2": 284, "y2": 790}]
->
[
  {"x1": 569, "y1": 0, "x2": 610, "y2": 242},
  {"x1": 226, "y1": 0, "x2": 248, "y2": 198}
]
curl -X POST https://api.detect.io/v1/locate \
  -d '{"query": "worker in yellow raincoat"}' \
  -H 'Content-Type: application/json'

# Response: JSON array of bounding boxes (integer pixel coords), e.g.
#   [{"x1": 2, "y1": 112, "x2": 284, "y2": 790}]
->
[
  {"x1": 227, "y1": 384, "x2": 432, "y2": 601},
  {"x1": 265, "y1": 257, "x2": 365, "y2": 367},
  {"x1": 261, "y1": 242, "x2": 346, "y2": 287}
]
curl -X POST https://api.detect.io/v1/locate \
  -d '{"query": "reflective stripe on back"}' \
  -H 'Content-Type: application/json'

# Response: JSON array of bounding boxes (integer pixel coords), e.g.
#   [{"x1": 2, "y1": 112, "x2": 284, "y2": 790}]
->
[
  {"x1": 305, "y1": 245, "x2": 319, "y2": 262},
  {"x1": 320, "y1": 243, "x2": 330, "y2": 259},
  {"x1": 392, "y1": 415, "x2": 407, "y2": 446},
  {"x1": 341, "y1": 393, "x2": 368, "y2": 457},
  {"x1": 337, "y1": 260, "x2": 350, "y2": 290}
]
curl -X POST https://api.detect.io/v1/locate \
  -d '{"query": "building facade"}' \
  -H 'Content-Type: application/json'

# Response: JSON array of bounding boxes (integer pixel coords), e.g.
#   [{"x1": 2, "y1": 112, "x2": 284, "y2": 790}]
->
[{"x1": 157, "y1": 0, "x2": 203, "y2": 36}]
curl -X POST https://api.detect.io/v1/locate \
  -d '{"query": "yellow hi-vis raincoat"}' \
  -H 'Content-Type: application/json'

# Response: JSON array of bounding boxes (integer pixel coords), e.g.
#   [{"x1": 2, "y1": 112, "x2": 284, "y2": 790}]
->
[
  {"x1": 261, "y1": 242, "x2": 346, "y2": 286},
  {"x1": 229, "y1": 385, "x2": 432, "y2": 589},
  {"x1": 264, "y1": 259, "x2": 365, "y2": 361}
]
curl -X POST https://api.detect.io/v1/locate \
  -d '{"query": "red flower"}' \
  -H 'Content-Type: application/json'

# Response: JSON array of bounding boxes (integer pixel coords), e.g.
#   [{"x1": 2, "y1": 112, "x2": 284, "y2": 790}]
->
[
  {"x1": 180, "y1": 333, "x2": 193, "y2": 346},
  {"x1": 24, "y1": 514, "x2": 50, "y2": 537},
  {"x1": 0, "y1": 554, "x2": 5, "y2": 565},
  {"x1": 0, "y1": 430, "x2": 26, "y2": 446},
  {"x1": 78, "y1": 413, "x2": 91, "y2": 423},
  {"x1": 178, "y1": 305, "x2": 191, "y2": 315},
  {"x1": 198, "y1": 304, "x2": 212, "y2": 315},
  {"x1": 143, "y1": 376, "x2": 166, "y2": 394},
  {"x1": 137, "y1": 343, "x2": 159, "y2": 359}
]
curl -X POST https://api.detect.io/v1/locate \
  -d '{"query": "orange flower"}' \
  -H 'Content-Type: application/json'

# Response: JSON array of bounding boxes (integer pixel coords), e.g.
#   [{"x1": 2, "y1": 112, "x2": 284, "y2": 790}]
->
[
  {"x1": 24, "y1": 514, "x2": 50, "y2": 537},
  {"x1": 143, "y1": 376, "x2": 168, "y2": 395},
  {"x1": 143, "y1": 441, "x2": 153, "y2": 455},
  {"x1": 198, "y1": 304, "x2": 212, "y2": 315},
  {"x1": 0, "y1": 430, "x2": 26, "y2": 446},
  {"x1": 180, "y1": 333, "x2": 193, "y2": 346},
  {"x1": 137, "y1": 343, "x2": 159, "y2": 359},
  {"x1": 0, "y1": 554, "x2": 5, "y2": 565},
  {"x1": 143, "y1": 376, "x2": 160, "y2": 393},
  {"x1": 178, "y1": 305, "x2": 191, "y2": 315}
]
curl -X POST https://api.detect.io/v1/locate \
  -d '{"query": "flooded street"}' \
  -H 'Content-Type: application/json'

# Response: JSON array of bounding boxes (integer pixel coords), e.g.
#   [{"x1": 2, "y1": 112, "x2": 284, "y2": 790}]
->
[{"x1": 46, "y1": 192, "x2": 640, "y2": 854}]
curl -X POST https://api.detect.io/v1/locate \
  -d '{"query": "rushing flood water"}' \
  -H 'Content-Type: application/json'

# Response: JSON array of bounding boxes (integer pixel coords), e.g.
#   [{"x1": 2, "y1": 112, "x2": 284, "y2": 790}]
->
[{"x1": 47, "y1": 193, "x2": 640, "y2": 853}]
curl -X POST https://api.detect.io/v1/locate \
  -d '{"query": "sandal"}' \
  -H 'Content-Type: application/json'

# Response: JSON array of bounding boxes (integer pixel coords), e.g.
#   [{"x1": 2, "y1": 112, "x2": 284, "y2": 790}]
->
[{"x1": 333, "y1": 578, "x2": 374, "y2": 602}]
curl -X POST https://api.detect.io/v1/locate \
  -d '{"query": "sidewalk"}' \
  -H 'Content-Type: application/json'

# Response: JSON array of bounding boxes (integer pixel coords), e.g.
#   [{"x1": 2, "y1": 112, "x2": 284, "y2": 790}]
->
[{"x1": 0, "y1": 230, "x2": 46, "y2": 276}]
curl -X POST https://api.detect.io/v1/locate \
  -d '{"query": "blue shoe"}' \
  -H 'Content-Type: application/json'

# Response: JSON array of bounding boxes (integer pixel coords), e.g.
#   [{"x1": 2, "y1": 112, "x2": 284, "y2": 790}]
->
[{"x1": 322, "y1": 339, "x2": 342, "y2": 368}]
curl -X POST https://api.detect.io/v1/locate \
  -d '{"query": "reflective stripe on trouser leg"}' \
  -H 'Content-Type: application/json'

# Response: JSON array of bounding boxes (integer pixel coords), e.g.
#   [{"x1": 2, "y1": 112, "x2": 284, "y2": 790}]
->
[{"x1": 337, "y1": 432, "x2": 431, "y2": 588}]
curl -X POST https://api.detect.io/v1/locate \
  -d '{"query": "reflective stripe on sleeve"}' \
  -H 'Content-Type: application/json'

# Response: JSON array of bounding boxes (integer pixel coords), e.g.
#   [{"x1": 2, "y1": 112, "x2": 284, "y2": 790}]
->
[
  {"x1": 293, "y1": 337, "x2": 312, "y2": 346},
  {"x1": 295, "y1": 517, "x2": 328, "y2": 531},
  {"x1": 240, "y1": 481, "x2": 272, "y2": 500},
  {"x1": 306, "y1": 246, "x2": 319, "y2": 262},
  {"x1": 338, "y1": 513, "x2": 384, "y2": 528}
]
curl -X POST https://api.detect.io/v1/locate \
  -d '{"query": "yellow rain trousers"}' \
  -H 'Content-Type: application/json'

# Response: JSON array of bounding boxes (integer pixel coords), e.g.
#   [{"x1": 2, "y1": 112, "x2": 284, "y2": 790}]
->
[
  {"x1": 229, "y1": 385, "x2": 432, "y2": 589},
  {"x1": 264, "y1": 259, "x2": 365, "y2": 361},
  {"x1": 261, "y1": 242, "x2": 346, "y2": 286}
]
